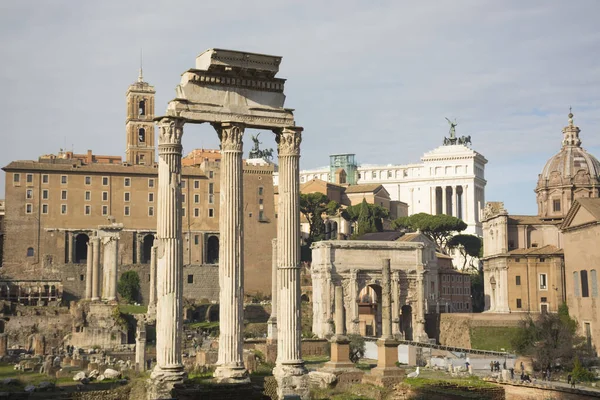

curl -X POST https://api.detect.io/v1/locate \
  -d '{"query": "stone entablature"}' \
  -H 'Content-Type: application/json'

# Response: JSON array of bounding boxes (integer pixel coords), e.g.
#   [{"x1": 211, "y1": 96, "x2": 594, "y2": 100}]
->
[{"x1": 311, "y1": 240, "x2": 436, "y2": 341}]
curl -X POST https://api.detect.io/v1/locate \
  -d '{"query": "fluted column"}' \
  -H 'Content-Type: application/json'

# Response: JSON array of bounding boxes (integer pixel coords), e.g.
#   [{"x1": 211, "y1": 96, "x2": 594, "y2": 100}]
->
[
  {"x1": 148, "y1": 242, "x2": 157, "y2": 315},
  {"x1": 452, "y1": 185, "x2": 457, "y2": 217},
  {"x1": 414, "y1": 270, "x2": 429, "y2": 342},
  {"x1": 91, "y1": 237, "x2": 100, "y2": 301},
  {"x1": 150, "y1": 117, "x2": 186, "y2": 393},
  {"x1": 391, "y1": 271, "x2": 400, "y2": 337},
  {"x1": 274, "y1": 126, "x2": 307, "y2": 398},
  {"x1": 268, "y1": 239, "x2": 278, "y2": 341},
  {"x1": 213, "y1": 122, "x2": 248, "y2": 383},
  {"x1": 101, "y1": 236, "x2": 118, "y2": 301},
  {"x1": 442, "y1": 186, "x2": 447, "y2": 215},
  {"x1": 85, "y1": 242, "x2": 93, "y2": 299}
]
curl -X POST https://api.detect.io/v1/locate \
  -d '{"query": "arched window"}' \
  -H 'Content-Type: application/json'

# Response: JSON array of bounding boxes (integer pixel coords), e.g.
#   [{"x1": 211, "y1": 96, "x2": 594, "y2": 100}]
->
[
  {"x1": 141, "y1": 234, "x2": 155, "y2": 264},
  {"x1": 139, "y1": 100, "x2": 146, "y2": 116},
  {"x1": 581, "y1": 270, "x2": 590, "y2": 298},
  {"x1": 138, "y1": 128, "x2": 145, "y2": 143},
  {"x1": 26, "y1": 247, "x2": 34, "y2": 257},
  {"x1": 74, "y1": 234, "x2": 89, "y2": 264},
  {"x1": 206, "y1": 236, "x2": 219, "y2": 264}
]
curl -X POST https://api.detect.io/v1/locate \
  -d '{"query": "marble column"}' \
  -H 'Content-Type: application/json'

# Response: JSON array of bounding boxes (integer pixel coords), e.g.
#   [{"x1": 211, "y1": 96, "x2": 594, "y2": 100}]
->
[
  {"x1": 452, "y1": 185, "x2": 457, "y2": 217},
  {"x1": 136, "y1": 234, "x2": 143, "y2": 264},
  {"x1": 91, "y1": 237, "x2": 101, "y2": 301},
  {"x1": 136, "y1": 321, "x2": 147, "y2": 372},
  {"x1": 391, "y1": 271, "x2": 401, "y2": 337},
  {"x1": 442, "y1": 186, "x2": 447, "y2": 215},
  {"x1": 414, "y1": 270, "x2": 429, "y2": 342},
  {"x1": 213, "y1": 122, "x2": 248, "y2": 383},
  {"x1": 274, "y1": 126, "x2": 308, "y2": 399},
  {"x1": 67, "y1": 232, "x2": 74, "y2": 263},
  {"x1": 322, "y1": 286, "x2": 353, "y2": 371},
  {"x1": 101, "y1": 236, "x2": 118, "y2": 301},
  {"x1": 348, "y1": 269, "x2": 360, "y2": 335},
  {"x1": 464, "y1": 184, "x2": 469, "y2": 223},
  {"x1": 85, "y1": 242, "x2": 93, "y2": 299},
  {"x1": 148, "y1": 242, "x2": 157, "y2": 316},
  {"x1": 381, "y1": 260, "x2": 392, "y2": 340},
  {"x1": 267, "y1": 239, "x2": 278, "y2": 341},
  {"x1": 150, "y1": 117, "x2": 186, "y2": 397}
]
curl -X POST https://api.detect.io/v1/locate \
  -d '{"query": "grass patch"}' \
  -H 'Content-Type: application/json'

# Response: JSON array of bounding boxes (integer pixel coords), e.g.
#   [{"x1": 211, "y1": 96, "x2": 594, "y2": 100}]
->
[
  {"x1": 311, "y1": 383, "x2": 387, "y2": 400},
  {"x1": 404, "y1": 375, "x2": 496, "y2": 389},
  {"x1": 118, "y1": 304, "x2": 147, "y2": 315},
  {"x1": 470, "y1": 326, "x2": 518, "y2": 352}
]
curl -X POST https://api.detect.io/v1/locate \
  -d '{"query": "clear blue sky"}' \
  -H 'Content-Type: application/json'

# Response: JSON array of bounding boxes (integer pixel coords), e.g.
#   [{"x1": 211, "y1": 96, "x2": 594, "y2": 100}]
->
[{"x1": 1, "y1": 1, "x2": 599, "y2": 215}]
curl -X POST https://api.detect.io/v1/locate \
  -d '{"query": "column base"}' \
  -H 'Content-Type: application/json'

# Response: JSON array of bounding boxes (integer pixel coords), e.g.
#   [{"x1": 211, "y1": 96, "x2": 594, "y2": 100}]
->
[
  {"x1": 213, "y1": 364, "x2": 250, "y2": 384},
  {"x1": 322, "y1": 337, "x2": 355, "y2": 371},
  {"x1": 274, "y1": 362, "x2": 309, "y2": 400},
  {"x1": 91, "y1": 297, "x2": 100, "y2": 302},
  {"x1": 267, "y1": 318, "x2": 277, "y2": 341},
  {"x1": 148, "y1": 365, "x2": 186, "y2": 400}
]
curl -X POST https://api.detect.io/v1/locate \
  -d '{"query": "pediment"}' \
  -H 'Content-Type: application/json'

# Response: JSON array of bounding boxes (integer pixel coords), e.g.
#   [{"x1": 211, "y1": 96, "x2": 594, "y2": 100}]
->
[{"x1": 565, "y1": 206, "x2": 596, "y2": 229}]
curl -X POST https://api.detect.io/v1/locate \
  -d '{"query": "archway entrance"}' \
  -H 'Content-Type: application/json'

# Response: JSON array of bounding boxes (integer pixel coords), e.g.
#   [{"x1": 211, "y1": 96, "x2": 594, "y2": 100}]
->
[
  {"x1": 400, "y1": 304, "x2": 413, "y2": 340},
  {"x1": 141, "y1": 234, "x2": 155, "y2": 264},
  {"x1": 358, "y1": 284, "x2": 382, "y2": 337},
  {"x1": 206, "y1": 236, "x2": 219, "y2": 264},
  {"x1": 74, "y1": 234, "x2": 89, "y2": 264}
]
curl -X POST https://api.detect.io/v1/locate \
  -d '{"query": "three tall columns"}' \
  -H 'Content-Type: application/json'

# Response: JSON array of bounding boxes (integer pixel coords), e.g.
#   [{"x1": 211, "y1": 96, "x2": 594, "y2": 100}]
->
[
  {"x1": 150, "y1": 117, "x2": 186, "y2": 396},
  {"x1": 213, "y1": 122, "x2": 249, "y2": 383}
]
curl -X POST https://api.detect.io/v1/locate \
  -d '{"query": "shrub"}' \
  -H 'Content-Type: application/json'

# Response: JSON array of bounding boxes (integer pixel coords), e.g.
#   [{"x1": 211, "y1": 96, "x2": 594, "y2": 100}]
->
[
  {"x1": 572, "y1": 357, "x2": 596, "y2": 382},
  {"x1": 348, "y1": 334, "x2": 366, "y2": 363},
  {"x1": 117, "y1": 271, "x2": 141, "y2": 303}
]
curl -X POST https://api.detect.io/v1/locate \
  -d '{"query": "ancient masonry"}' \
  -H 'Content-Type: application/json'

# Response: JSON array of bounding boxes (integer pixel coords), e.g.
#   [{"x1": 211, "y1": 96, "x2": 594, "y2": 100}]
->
[{"x1": 148, "y1": 49, "x2": 308, "y2": 399}]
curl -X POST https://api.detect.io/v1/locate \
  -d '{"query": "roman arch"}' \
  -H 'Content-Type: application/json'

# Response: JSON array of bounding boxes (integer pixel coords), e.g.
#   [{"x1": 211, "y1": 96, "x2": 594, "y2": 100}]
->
[{"x1": 150, "y1": 49, "x2": 305, "y2": 395}]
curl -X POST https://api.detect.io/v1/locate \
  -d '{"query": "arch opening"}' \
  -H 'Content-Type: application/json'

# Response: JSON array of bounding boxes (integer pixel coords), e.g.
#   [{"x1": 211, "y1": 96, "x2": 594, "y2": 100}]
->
[
  {"x1": 74, "y1": 234, "x2": 89, "y2": 264},
  {"x1": 206, "y1": 236, "x2": 219, "y2": 264}
]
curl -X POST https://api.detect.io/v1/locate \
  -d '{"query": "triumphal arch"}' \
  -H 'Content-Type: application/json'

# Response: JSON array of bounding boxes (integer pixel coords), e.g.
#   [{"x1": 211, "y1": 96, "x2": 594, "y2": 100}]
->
[{"x1": 150, "y1": 49, "x2": 305, "y2": 398}]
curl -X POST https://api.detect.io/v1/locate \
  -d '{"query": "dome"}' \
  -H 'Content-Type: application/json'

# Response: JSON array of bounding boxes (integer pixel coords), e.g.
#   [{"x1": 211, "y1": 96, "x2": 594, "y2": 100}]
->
[{"x1": 535, "y1": 111, "x2": 600, "y2": 220}]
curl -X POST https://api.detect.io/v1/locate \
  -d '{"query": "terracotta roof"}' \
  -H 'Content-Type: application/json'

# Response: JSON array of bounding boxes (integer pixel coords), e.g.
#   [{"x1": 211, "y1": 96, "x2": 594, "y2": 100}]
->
[
  {"x1": 301, "y1": 178, "x2": 344, "y2": 190},
  {"x1": 507, "y1": 245, "x2": 563, "y2": 256},
  {"x1": 344, "y1": 184, "x2": 384, "y2": 194},
  {"x1": 396, "y1": 233, "x2": 422, "y2": 242},
  {"x1": 356, "y1": 231, "x2": 402, "y2": 241}
]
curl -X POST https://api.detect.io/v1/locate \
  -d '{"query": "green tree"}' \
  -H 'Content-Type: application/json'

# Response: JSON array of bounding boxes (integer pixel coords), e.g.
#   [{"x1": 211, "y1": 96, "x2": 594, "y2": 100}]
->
[
  {"x1": 299, "y1": 192, "x2": 340, "y2": 244},
  {"x1": 470, "y1": 270, "x2": 485, "y2": 312},
  {"x1": 117, "y1": 270, "x2": 141, "y2": 304},
  {"x1": 347, "y1": 334, "x2": 366, "y2": 363},
  {"x1": 392, "y1": 213, "x2": 467, "y2": 252},
  {"x1": 341, "y1": 199, "x2": 389, "y2": 236},
  {"x1": 447, "y1": 234, "x2": 482, "y2": 270}
]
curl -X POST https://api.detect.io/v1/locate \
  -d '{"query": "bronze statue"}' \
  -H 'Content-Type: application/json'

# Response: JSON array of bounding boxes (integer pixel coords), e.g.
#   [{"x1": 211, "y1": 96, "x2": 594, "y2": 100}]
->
[{"x1": 445, "y1": 117, "x2": 457, "y2": 139}]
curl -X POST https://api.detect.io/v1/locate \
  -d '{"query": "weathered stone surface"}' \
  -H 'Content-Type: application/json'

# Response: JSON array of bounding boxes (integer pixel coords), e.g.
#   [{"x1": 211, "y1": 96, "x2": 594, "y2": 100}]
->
[
  {"x1": 73, "y1": 371, "x2": 87, "y2": 381},
  {"x1": 103, "y1": 368, "x2": 120, "y2": 379},
  {"x1": 307, "y1": 371, "x2": 337, "y2": 389}
]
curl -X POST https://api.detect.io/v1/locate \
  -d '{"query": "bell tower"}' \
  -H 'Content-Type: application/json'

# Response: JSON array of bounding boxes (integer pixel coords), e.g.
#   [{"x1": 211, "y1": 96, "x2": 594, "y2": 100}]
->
[{"x1": 125, "y1": 67, "x2": 156, "y2": 165}]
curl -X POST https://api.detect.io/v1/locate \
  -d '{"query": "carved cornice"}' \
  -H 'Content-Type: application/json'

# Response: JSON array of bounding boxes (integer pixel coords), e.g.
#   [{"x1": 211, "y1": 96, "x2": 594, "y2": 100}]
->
[
  {"x1": 276, "y1": 127, "x2": 302, "y2": 157},
  {"x1": 215, "y1": 122, "x2": 244, "y2": 152},
  {"x1": 157, "y1": 118, "x2": 184, "y2": 146}
]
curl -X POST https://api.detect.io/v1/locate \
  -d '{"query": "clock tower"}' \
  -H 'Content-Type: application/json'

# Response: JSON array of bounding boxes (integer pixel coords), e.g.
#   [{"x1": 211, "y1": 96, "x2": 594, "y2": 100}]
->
[{"x1": 125, "y1": 68, "x2": 156, "y2": 165}]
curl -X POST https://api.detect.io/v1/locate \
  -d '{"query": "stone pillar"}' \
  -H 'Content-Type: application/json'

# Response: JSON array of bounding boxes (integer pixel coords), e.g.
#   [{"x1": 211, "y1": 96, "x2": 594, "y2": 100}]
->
[
  {"x1": 148, "y1": 242, "x2": 157, "y2": 316},
  {"x1": 91, "y1": 237, "x2": 101, "y2": 301},
  {"x1": 452, "y1": 186, "x2": 457, "y2": 217},
  {"x1": 0, "y1": 333, "x2": 8, "y2": 357},
  {"x1": 213, "y1": 122, "x2": 249, "y2": 384},
  {"x1": 391, "y1": 271, "x2": 401, "y2": 337},
  {"x1": 274, "y1": 126, "x2": 308, "y2": 399},
  {"x1": 414, "y1": 270, "x2": 429, "y2": 343},
  {"x1": 381, "y1": 260, "x2": 392, "y2": 340},
  {"x1": 442, "y1": 186, "x2": 447, "y2": 215},
  {"x1": 136, "y1": 321, "x2": 147, "y2": 372},
  {"x1": 464, "y1": 184, "x2": 469, "y2": 223},
  {"x1": 85, "y1": 242, "x2": 93, "y2": 299},
  {"x1": 323, "y1": 286, "x2": 353, "y2": 371},
  {"x1": 101, "y1": 236, "x2": 119, "y2": 301},
  {"x1": 136, "y1": 234, "x2": 143, "y2": 264},
  {"x1": 348, "y1": 269, "x2": 360, "y2": 334},
  {"x1": 267, "y1": 239, "x2": 278, "y2": 341},
  {"x1": 150, "y1": 117, "x2": 186, "y2": 397},
  {"x1": 67, "y1": 232, "x2": 74, "y2": 263}
]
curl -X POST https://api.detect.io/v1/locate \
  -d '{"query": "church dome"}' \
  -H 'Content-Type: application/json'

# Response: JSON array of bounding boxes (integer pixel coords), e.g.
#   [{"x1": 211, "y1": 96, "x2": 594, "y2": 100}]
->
[{"x1": 535, "y1": 111, "x2": 600, "y2": 220}]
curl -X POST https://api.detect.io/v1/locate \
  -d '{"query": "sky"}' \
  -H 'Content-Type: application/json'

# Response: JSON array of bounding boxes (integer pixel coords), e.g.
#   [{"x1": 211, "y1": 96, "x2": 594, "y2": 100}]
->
[{"x1": 1, "y1": 0, "x2": 599, "y2": 215}]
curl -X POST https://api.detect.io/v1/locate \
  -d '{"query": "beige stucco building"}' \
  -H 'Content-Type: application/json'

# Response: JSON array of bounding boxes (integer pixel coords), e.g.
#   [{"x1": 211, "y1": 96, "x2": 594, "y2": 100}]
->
[{"x1": 562, "y1": 198, "x2": 600, "y2": 352}]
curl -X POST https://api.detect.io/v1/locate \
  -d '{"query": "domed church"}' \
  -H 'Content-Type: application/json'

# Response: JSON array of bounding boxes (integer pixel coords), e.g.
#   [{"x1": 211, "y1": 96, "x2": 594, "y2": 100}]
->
[
  {"x1": 481, "y1": 111, "x2": 600, "y2": 314},
  {"x1": 536, "y1": 111, "x2": 600, "y2": 220}
]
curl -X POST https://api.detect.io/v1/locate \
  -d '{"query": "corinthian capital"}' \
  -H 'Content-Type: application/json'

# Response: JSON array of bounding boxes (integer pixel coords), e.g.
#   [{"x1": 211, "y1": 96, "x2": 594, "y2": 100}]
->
[
  {"x1": 276, "y1": 126, "x2": 302, "y2": 156},
  {"x1": 157, "y1": 117, "x2": 184, "y2": 145},
  {"x1": 215, "y1": 122, "x2": 244, "y2": 152}
]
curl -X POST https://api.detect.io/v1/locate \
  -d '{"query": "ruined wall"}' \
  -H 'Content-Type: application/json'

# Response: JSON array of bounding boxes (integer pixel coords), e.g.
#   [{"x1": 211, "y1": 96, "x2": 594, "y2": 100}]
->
[
  {"x1": 499, "y1": 381, "x2": 598, "y2": 400},
  {"x1": 438, "y1": 313, "x2": 522, "y2": 348},
  {"x1": 4, "y1": 306, "x2": 72, "y2": 350}
]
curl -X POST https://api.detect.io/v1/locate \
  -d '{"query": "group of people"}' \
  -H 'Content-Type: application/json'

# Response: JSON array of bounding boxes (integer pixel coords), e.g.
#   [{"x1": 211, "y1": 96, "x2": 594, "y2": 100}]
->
[{"x1": 489, "y1": 360, "x2": 506, "y2": 372}]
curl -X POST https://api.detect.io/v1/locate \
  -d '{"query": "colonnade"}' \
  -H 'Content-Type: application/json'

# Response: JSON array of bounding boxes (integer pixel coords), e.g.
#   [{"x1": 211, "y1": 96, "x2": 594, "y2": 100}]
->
[{"x1": 431, "y1": 184, "x2": 468, "y2": 220}]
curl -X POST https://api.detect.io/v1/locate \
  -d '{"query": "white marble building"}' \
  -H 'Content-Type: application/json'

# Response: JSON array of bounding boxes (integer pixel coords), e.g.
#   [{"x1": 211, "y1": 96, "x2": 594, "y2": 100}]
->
[{"x1": 293, "y1": 143, "x2": 487, "y2": 236}]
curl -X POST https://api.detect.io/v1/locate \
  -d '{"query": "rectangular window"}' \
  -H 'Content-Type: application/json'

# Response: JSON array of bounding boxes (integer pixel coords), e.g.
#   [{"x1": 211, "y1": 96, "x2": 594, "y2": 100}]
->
[
  {"x1": 372, "y1": 171, "x2": 376, "y2": 179},
  {"x1": 194, "y1": 235, "x2": 199, "y2": 245},
  {"x1": 208, "y1": 208, "x2": 214, "y2": 217},
  {"x1": 574, "y1": 271, "x2": 581, "y2": 297},
  {"x1": 61, "y1": 204, "x2": 67, "y2": 215},
  {"x1": 553, "y1": 199, "x2": 561, "y2": 212},
  {"x1": 209, "y1": 183, "x2": 214, "y2": 194},
  {"x1": 13, "y1": 173, "x2": 20, "y2": 183},
  {"x1": 42, "y1": 204, "x2": 48, "y2": 214},
  {"x1": 259, "y1": 210, "x2": 265, "y2": 221},
  {"x1": 581, "y1": 270, "x2": 590, "y2": 298},
  {"x1": 182, "y1": 193, "x2": 186, "y2": 203},
  {"x1": 42, "y1": 174, "x2": 48, "y2": 184},
  {"x1": 85, "y1": 176, "x2": 91, "y2": 185},
  {"x1": 148, "y1": 178, "x2": 155, "y2": 188},
  {"x1": 541, "y1": 297, "x2": 547, "y2": 303},
  {"x1": 194, "y1": 180, "x2": 200, "y2": 189},
  {"x1": 194, "y1": 194, "x2": 199, "y2": 204},
  {"x1": 539, "y1": 273, "x2": 547, "y2": 290},
  {"x1": 259, "y1": 198, "x2": 264, "y2": 205},
  {"x1": 42, "y1": 189, "x2": 49, "y2": 200},
  {"x1": 124, "y1": 177, "x2": 131, "y2": 187},
  {"x1": 516, "y1": 276, "x2": 521, "y2": 286},
  {"x1": 124, "y1": 192, "x2": 130, "y2": 202},
  {"x1": 61, "y1": 175, "x2": 67, "y2": 184},
  {"x1": 61, "y1": 190, "x2": 67, "y2": 200},
  {"x1": 516, "y1": 298, "x2": 522, "y2": 309},
  {"x1": 124, "y1": 206, "x2": 130, "y2": 216},
  {"x1": 187, "y1": 274, "x2": 194, "y2": 284},
  {"x1": 257, "y1": 186, "x2": 263, "y2": 196},
  {"x1": 85, "y1": 191, "x2": 91, "y2": 201},
  {"x1": 181, "y1": 180, "x2": 186, "y2": 189},
  {"x1": 26, "y1": 189, "x2": 33, "y2": 199},
  {"x1": 148, "y1": 193, "x2": 154, "y2": 202},
  {"x1": 102, "y1": 177, "x2": 109, "y2": 186},
  {"x1": 25, "y1": 204, "x2": 32, "y2": 214},
  {"x1": 209, "y1": 171, "x2": 214, "y2": 179},
  {"x1": 194, "y1": 208, "x2": 199, "y2": 217},
  {"x1": 182, "y1": 208, "x2": 186, "y2": 217},
  {"x1": 208, "y1": 194, "x2": 214, "y2": 204},
  {"x1": 102, "y1": 191, "x2": 108, "y2": 201},
  {"x1": 26, "y1": 173, "x2": 33, "y2": 183},
  {"x1": 515, "y1": 258, "x2": 520, "y2": 263},
  {"x1": 591, "y1": 270, "x2": 598, "y2": 297},
  {"x1": 148, "y1": 206, "x2": 154, "y2": 217},
  {"x1": 84, "y1": 205, "x2": 91, "y2": 215},
  {"x1": 102, "y1": 205, "x2": 108, "y2": 216}
]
